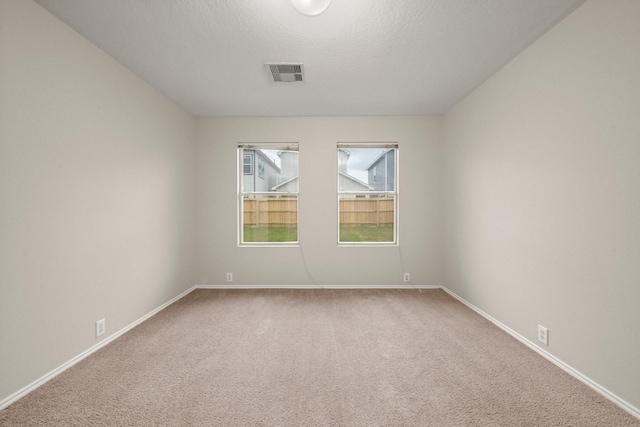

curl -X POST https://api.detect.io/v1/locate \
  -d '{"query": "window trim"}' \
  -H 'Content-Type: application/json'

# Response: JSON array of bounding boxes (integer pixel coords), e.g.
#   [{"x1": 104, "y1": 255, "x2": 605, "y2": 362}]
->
[
  {"x1": 337, "y1": 142, "x2": 399, "y2": 246},
  {"x1": 238, "y1": 143, "x2": 299, "y2": 247}
]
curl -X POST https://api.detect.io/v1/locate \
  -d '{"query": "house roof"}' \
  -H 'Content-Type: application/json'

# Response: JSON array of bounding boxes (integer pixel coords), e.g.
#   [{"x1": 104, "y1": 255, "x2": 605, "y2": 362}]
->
[
  {"x1": 271, "y1": 175, "x2": 298, "y2": 191},
  {"x1": 339, "y1": 172, "x2": 373, "y2": 190}
]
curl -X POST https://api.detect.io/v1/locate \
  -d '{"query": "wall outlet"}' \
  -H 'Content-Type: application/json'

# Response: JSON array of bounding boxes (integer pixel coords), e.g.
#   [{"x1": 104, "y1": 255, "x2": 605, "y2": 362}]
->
[
  {"x1": 96, "y1": 319, "x2": 106, "y2": 338},
  {"x1": 403, "y1": 273, "x2": 410, "y2": 283},
  {"x1": 226, "y1": 272, "x2": 233, "y2": 282},
  {"x1": 538, "y1": 324, "x2": 548, "y2": 346}
]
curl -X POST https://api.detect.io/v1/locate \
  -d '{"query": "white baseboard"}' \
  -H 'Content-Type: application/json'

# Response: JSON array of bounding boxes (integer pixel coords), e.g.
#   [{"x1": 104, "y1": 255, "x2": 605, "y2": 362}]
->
[
  {"x1": 0, "y1": 285, "x2": 196, "y2": 411},
  {"x1": 441, "y1": 286, "x2": 640, "y2": 421},
  {"x1": 195, "y1": 284, "x2": 441, "y2": 289}
]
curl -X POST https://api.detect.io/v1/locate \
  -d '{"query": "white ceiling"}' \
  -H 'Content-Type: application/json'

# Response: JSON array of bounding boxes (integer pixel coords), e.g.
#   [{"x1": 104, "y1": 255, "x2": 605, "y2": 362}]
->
[{"x1": 34, "y1": 0, "x2": 585, "y2": 117}]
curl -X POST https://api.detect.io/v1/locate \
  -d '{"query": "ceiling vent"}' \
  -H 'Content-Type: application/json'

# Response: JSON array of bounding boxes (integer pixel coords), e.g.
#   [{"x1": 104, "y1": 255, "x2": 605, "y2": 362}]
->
[{"x1": 266, "y1": 63, "x2": 304, "y2": 83}]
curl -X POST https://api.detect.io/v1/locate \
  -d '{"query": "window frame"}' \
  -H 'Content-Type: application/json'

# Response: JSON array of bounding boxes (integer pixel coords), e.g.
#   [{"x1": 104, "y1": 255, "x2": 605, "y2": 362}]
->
[
  {"x1": 238, "y1": 143, "x2": 299, "y2": 247},
  {"x1": 337, "y1": 142, "x2": 399, "y2": 246}
]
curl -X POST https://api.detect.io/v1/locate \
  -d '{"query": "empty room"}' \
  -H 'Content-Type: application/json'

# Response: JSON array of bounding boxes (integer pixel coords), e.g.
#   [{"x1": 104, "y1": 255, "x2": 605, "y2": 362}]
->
[{"x1": 1, "y1": 0, "x2": 639, "y2": 425}]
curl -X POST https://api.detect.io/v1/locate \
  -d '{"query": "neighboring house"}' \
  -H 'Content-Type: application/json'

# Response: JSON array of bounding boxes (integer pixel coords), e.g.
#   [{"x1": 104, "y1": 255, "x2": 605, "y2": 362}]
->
[
  {"x1": 269, "y1": 148, "x2": 371, "y2": 193},
  {"x1": 338, "y1": 148, "x2": 372, "y2": 192},
  {"x1": 243, "y1": 149, "x2": 280, "y2": 192},
  {"x1": 271, "y1": 150, "x2": 299, "y2": 192},
  {"x1": 366, "y1": 149, "x2": 395, "y2": 191},
  {"x1": 337, "y1": 148, "x2": 350, "y2": 175}
]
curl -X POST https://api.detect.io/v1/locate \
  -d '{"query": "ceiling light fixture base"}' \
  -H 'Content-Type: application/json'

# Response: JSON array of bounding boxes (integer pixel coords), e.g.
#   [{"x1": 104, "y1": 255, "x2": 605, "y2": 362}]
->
[{"x1": 291, "y1": 0, "x2": 331, "y2": 17}]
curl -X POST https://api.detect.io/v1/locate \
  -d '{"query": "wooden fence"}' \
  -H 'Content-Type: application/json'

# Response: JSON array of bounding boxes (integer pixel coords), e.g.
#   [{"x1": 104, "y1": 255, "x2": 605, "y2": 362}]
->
[
  {"x1": 339, "y1": 197, "x2": 394, "y2": 227},
  {"x1": 243, "y1": 197, "x2": 298, "y2": 227},
  {"x1": 243, "y1": 197, "x2": 394, "y2": 227}
]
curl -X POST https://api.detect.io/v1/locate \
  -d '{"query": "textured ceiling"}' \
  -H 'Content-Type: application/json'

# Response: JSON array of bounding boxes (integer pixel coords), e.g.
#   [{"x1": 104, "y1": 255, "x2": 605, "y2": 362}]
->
[{"x1": 34, "y1": 0, "x2": 585, "y2": 117}]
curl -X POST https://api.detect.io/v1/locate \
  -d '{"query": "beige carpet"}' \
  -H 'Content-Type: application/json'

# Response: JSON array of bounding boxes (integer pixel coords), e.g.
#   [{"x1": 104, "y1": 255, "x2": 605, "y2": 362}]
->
[{"x1": 1, "y1": 289, "x2": 638, "y2": 426}]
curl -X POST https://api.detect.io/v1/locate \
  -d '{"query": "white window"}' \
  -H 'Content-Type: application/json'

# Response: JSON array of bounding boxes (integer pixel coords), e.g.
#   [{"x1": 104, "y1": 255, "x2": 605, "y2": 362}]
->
[
  {"x1": 243, "y1": 154, "x2": 253, "y2": 175},
  {"x1": 238, "y1": 143, "x2": 299, "y2": 245},
  {"x1": 337, "y1": 143, "x2": 398, "y2": 245}
]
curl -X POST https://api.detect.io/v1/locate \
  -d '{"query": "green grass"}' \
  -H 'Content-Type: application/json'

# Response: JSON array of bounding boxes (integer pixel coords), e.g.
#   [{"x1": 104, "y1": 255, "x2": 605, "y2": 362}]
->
[
  {"x1": 339, "y1": 226, "x2": 394, "y2": 243},
  {"x1": 243, "y1": 226, "x2": 297, "y2": 243},
  {"x1": 243, "y1": 225, "x2": 393, "y2": 243}
]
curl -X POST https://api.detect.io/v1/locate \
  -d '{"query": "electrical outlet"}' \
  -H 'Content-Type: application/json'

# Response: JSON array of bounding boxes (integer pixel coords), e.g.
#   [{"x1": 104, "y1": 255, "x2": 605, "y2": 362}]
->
[
  {"x1": 403, "y1": 273, "x2": 410, "y2": 283},
  {"x1": 538, "y1": 325, "x2": 548, "y2": 346},
  {"x1": 226, "y1": 272, "x2": 233, "y2": 282},
  {"x1": 96, "y1": 319, "x2": 106, "y2": 338}
]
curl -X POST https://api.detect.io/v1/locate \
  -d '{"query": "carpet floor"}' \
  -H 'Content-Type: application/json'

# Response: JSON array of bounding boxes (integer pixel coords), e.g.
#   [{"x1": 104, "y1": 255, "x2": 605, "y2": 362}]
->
[{"x1": 1, "y1": 288, "x2": 638, "y2": 426}]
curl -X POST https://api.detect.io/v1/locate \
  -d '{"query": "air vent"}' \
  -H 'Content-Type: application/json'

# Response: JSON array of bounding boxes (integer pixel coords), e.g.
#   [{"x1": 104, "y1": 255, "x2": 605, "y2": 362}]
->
[{"x1": 266, "y1": 63, "x2": 304, "y2": 83}]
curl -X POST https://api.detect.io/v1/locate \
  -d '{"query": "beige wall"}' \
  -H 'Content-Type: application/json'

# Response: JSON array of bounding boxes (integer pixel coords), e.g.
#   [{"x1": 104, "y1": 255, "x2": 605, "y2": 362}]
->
[
  {"x1": 443, "y1": 0, "x2": 640, "y2": 408},
  {"x1": 196, "y1": 117, "x2": 442, "y2": 288},
  {"x1": 0, "y1": 0, "x2": 197, "y2": 402}
]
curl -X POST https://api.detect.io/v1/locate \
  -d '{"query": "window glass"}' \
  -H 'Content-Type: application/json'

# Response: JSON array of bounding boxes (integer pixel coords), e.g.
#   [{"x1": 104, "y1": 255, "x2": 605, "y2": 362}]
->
[
  {"x1": 239, "y1": 144, "x2": 299, "y2": 245},
  {"x1": 337, "y1": 144, "x2": 398, "y2": 244}
]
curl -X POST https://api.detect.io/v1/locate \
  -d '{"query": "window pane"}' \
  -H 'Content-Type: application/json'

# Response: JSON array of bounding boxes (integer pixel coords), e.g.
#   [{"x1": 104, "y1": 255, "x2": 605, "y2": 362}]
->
[
  {"x1": 338, "y1": 195, "x2": 395, "y2": 243},
  {"x1": 338, "y1": 148, "x2": 394, "y2": 192},
  {"x1": 242, "y1": 149, "x2": 298, "y2": 193},
  {"x1": 242, "y1": 195, "x2": 298, "y2": 243},
  {"x1": 337, "y1": 144, "x2": 397, "y2": 245},
  {"x1": 239, "y1": 145, "x2": 299, "y2": 246}
]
